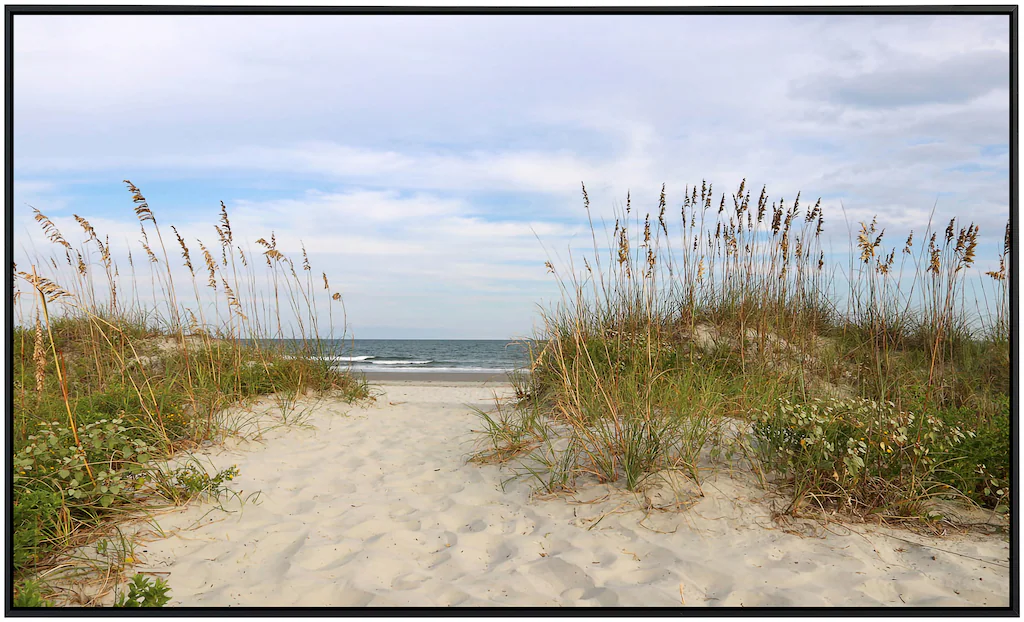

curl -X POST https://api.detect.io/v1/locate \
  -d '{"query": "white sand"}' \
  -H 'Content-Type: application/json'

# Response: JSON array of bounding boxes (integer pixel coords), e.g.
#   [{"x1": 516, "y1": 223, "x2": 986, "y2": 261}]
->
[{"x1": 122, "y1": 380, "x2": 1009, "y2": 607}]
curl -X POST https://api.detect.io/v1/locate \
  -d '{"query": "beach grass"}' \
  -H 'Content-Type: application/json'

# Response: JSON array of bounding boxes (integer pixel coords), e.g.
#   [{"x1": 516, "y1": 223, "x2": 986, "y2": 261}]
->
[
  {"x1": 12, "y1": 182, "x2": 368, "y2": 603},
  {"x1": 474, "y1": 180, "x2": 1010, "y2": 521}
]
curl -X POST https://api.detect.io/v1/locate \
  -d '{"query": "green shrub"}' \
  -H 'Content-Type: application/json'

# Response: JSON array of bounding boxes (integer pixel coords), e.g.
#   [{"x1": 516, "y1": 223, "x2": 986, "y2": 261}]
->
[
  {"x1": 12, "y1": 489, "x2": 63, "y2": 568},
  {"x1": 15, "y1": 417, "x2": 158, "y2": 508},
  {"x1": 935, "y1": 399, "x2": 1010, "y2": 507},
  {"x1": 752, "y1": 396, "x2": 971, "y2": 516}
]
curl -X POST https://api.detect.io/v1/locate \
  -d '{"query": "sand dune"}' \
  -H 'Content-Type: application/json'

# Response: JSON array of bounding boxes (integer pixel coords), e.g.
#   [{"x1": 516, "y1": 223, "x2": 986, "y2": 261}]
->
[{"x1": 123, "y1": 380, "x2": 1009, "y2": 607}]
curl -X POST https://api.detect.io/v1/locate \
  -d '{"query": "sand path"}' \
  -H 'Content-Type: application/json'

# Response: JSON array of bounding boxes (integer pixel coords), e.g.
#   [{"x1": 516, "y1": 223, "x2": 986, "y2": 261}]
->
[{"x1": 129, "y1": 381, "x2": 1010, "y2": 607}]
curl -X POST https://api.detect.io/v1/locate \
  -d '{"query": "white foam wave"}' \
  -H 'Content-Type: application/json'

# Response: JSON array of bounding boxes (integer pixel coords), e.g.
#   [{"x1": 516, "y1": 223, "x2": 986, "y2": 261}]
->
[
  {"x1": 332, "y1": 355, "x2": 375, "y2": 362},
  {"x1": 370, "y1": 360, "x2": 433, "y2": 366},
  {"x1": 338, "y1": 365, "x2": 515, "y2": 374}
]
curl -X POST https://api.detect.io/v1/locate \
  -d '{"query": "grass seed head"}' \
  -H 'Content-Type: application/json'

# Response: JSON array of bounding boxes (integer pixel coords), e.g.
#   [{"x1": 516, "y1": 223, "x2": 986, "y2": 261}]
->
[
  {"x1": 927, "y1": 234, "x2": 941, "y2": 275},
  {"x1": 198, "y1": 241, "x2": 217, "y2": 289},
  {"x1": 986, "y1": 256, "x2": 1006, "y2": 281},
  {"x1": 219, "y1": 201, "x2": 233, "y2": 245},
  {"x1": 124, "y1": 180, "x2": 155, "y2": 224},
  {"x1": 33, "y1": 209, "x2": 72, "y2": 249},
  {"x1": 171, "y1": 226, "x2": 194, "y2": 275},
  {"x1": 74, "y1": 215, "x2": 97, "y2": 241},
  {"x1": 33, "y1": 313, "x2": 46, "y2": 393}
]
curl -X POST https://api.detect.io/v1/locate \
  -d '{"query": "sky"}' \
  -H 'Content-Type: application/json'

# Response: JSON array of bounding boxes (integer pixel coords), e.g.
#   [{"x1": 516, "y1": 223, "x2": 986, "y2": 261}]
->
[{"x1": 11, "y1": 12, "x2": 1012, "y2": 339}]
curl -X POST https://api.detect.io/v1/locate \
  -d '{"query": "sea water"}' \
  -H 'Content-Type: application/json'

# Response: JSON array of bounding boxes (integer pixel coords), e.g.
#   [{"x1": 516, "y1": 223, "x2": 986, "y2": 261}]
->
[{"x1": 315, "y1": 339, "x2": 532, "y2": 374}]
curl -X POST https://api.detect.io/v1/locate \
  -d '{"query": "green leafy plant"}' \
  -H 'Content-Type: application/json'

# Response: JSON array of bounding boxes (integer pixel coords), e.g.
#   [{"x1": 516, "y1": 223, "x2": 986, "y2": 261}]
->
[
  {"x1": 752, "y1": 396, "x2": 971, "y2": 517},
  {"x1": 13, "y1": 580, "x2": 54, "y2": 608},
  {"x1": 151, "y1": 461, "x2": 240, "y2": 505},
  {"x1": 15, "y1": 417, "x2": 158, "y2": 507},
  {"x1": 114, "y1": 574, "x2": 172, "y2": 607}
]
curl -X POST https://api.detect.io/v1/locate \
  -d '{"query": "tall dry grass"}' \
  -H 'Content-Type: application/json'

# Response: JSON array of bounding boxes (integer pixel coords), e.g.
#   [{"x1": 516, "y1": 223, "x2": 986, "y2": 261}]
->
[
  {"x1": 475, "y1": 179, "x2": 1010, "y2": 519},
  {"x1": 12, "y1": 181, "x2": 368, "y2": 595}
]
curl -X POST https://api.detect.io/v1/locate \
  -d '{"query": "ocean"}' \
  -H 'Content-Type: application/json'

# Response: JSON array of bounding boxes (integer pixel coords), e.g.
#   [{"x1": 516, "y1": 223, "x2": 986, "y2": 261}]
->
[{"x1": 310, "y1": 339, "x2": 533, "y2": 374}]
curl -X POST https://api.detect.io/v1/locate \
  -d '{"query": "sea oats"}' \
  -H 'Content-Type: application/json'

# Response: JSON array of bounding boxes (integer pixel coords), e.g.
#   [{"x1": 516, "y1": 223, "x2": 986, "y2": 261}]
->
[
  {"x1": 124, "y1": 180, "x2": 155, "y2": 223},
  {"x1": 927, "y1": 234, "x2": 940, "y2": 275},
  {"x1": 962, "y1": 224, "x2": 978, "y2": 268},
  {"x1": 171, "y1": 226, "x2": 194, "y2": 275},
  {"x1": 33, "y1": 313, "x2": 46, "y2": 393},
  {"x1": 99, "y1": 236, "x2": 111, "y2": 268},
  {"x1": 198, "y1": 241, "x2": 217, "y2": 289},
  {"x1": 658, "y1": 183, "x2": 667, "y2": 235},
  {"x1": 74, "y1": 214, "x2": 97, "y2": 242},
  {"x1": 857, "y1": 222, "x2": 874, "y2": 264},
  {"x1": 19, "y1": 271, "x2": 70, "y2": 303},
  {"x1": 219, "y1": 201, "x2": 233, "y2": 245},
  {"x1": 215, "y1": 225, "x2": 229, "y2": 265},
  {"x1": 221, "y1": 279, "x2": 247, "y2": 319},
  {"x1": 986, "y1": 257, "x2": 1006, "y2": 281},
  {"x1": 903, "y1": 231, "x2": 914, "y2": 254},
  {"x1": 33, "y1": 209, "x2": 72, "y2": 249},
  {"x1": 756, "y1": 186, "x2": 768, "y2": 223},
  {"x1": 618, "y1": 227, "x2": 630, "y2": 265}
]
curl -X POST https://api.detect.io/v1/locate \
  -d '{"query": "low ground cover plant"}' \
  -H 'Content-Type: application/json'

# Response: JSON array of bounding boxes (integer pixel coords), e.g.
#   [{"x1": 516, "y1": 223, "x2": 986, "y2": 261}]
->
[{"x1": 751, "y1": 396, "x2": 974, "y2": 517}]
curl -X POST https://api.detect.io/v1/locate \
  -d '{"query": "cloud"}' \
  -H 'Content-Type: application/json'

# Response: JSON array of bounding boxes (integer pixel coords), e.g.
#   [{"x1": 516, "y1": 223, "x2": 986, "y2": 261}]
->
[{"x1": 797, "y1": 50, "x2": 1008, "y2": 108}]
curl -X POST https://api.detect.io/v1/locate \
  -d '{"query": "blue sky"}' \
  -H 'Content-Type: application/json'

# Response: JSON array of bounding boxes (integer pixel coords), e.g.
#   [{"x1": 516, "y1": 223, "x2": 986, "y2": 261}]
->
[{"x1": 12, "y1": 13, "x2": 1011, "y2": 338}]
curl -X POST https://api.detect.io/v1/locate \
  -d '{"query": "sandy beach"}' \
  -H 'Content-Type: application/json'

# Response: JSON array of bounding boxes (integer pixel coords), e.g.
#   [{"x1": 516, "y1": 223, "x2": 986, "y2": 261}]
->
[{"x1": 116, "y1": 378, "x2": 1010, "y2": 608}]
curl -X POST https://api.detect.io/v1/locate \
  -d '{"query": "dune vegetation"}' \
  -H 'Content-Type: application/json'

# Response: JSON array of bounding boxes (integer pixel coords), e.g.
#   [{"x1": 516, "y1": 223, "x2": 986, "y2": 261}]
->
[
  {"x1": 12, "y1": 182, "x2": 368, "y2": 604},
  {"x1": 474, "y1": 180, "x2": 1010, "y2": 523}
]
